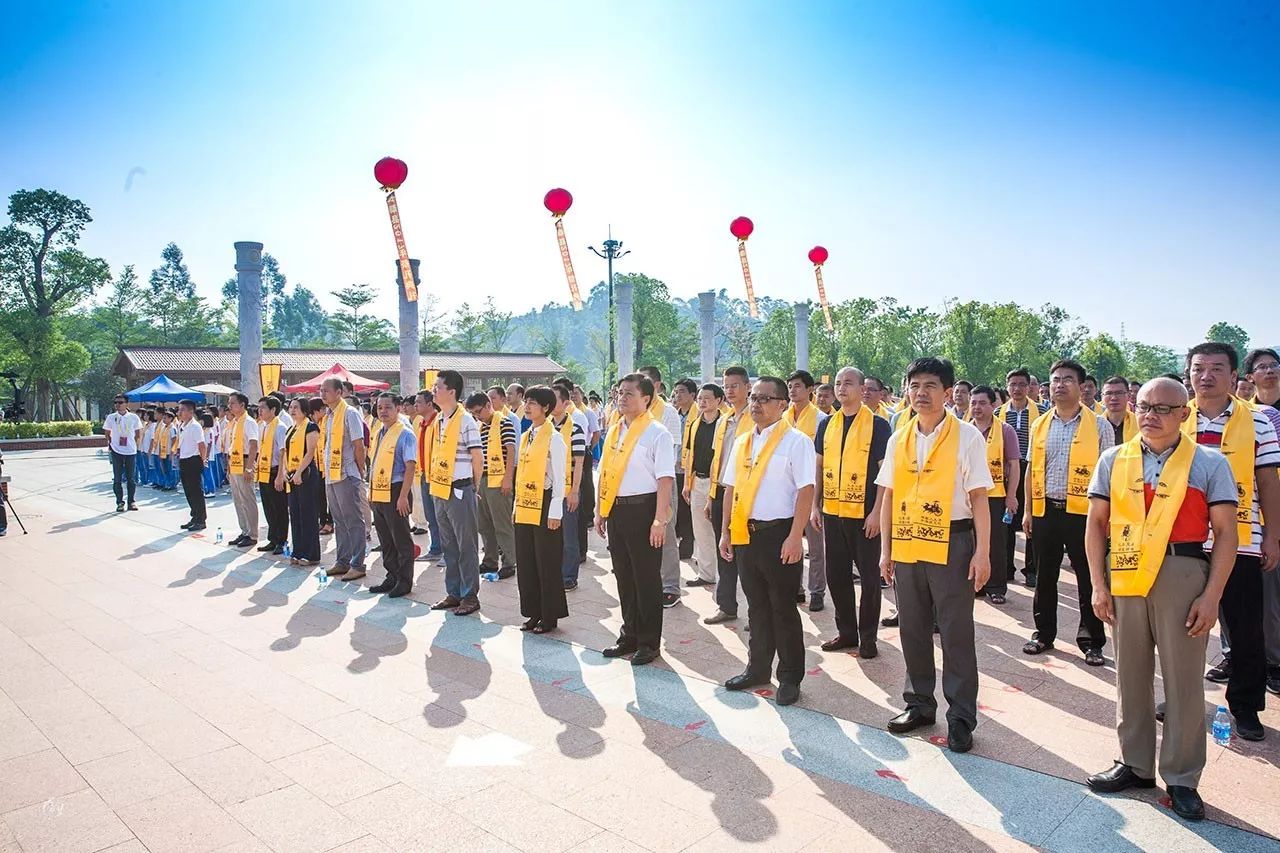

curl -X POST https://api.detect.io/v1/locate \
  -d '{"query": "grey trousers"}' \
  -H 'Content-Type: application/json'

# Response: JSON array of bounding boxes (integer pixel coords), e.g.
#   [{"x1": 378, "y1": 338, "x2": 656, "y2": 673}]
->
[
  {"x1": 660, "y1": 479, "x2": 680, "y2": 594},
  {"x1": 476, "y1": 481, "x2": 517, "y2": 570},
  {"x1": 434, "y1": 484, "x2": 480, "y2": 601},
  {"x1": 802, "y1": 519, "x2": 826, "y2": 595},
  {"x1": 895, "y1": 529, "x2": 979, "y2": 730},
  {"x1": 228, "y1": 471, "x2": 259, "y2": 540},
  {"x1": 1114, "y1": 555, "x2": 1210, "y2": 788},
  {"x1": 326, "y1": 476, "x2": 367, "y2": 570},
  {"x1": 1218, "y1": 564, "x2": 1280, "y2": 667}
]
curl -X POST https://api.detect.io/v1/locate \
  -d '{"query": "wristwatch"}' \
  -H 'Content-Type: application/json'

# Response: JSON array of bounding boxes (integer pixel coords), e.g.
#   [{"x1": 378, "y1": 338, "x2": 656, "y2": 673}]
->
[{"x1": 652, "y1": 518, "x2": 667, "y2": 527}]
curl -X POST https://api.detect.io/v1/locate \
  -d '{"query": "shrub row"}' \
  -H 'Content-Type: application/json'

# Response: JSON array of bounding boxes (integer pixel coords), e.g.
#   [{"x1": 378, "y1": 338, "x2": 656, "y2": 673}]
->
[{"x1": 0, "y1": 421, "x2": 94, "y2": 439}]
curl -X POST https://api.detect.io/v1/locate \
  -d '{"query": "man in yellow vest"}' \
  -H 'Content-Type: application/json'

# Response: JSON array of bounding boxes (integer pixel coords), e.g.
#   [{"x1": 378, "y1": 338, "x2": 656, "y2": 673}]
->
[
  {"x1": 682, "y1": 382, "x2": 726, "y2": 588},
  {"x1": 638, "y1": 366, "x2": 686, "y2": 607},
  {"x1": 718, "y1": 376, "x2": 815, "y2": 706},
  {"x1": 1001, "y1": 368, "x2": 1049, "y2": 585},
  {"x1": 1183, "y1": 342, "x2": 1280, "y2": 742},
  {"x1": 950, "y1": 380, "x2": 972, "y2": 422},
  {"x1": 321, "y1": 378, "x2": 369, "y2": 580},
  {"x1": 671, "y1": 378, "x2": 699, "y2": 562},
  {"x1": 815, "y1": 382, "x2": 835, "y2": 416},
  {"x1": 811, "y1": 367, "x2": 890, "y2": 656},
  {"x1": 784, "y1": 370, "x2": 828, "y2": 611},
  {"x1": 226, "y1": 392, "x2": 261, "y2": 548},
  {"x1": 368, "y1": 393, "x2": 419, "y2": 597},
  {"x1": 876, "y1": 357, "x2": 992, "y2": 751},
  {"x1": 1101, "y1": 375, "x2": 1140, "y2": 445},
  {"x1": 1081, "y1": 374, "x2": 1101, "y2": 413},
  {"x1": 428, "y1": 370, "x2": 486, "y2": 616},
  {"x1": 1022, "y1": 359, "x2": 1115, "y2": 664},
  {"x1": 968, "y1": 385, "x2": 1021, "y2": 604},
  {"x1": 413, "y1": 390, "x2": 444, "y2": 560},
  {"x1": 255, "y1": 396, "x2": 291, "y2": 555},
  {"x1": 704, "y1": 366, "x2": 754, "y2": 625},
  {"x1": 465, "y1": 392, "x2": 518, "y2": 580},
  {"x1": 1083, "y1": 377, "x2": 1239, "y2": 821}
]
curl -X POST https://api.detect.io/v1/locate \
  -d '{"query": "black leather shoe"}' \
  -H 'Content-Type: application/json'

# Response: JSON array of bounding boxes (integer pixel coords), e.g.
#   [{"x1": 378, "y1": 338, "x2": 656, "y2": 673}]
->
[
  {"x1": 776, "y1": 683, "x2": 800, "y2": 706},
  {"x1": 387, "y1": 585, "x2": 412, "y2": 598},
  {"x1": 630, "y1": 646, "x2": 658, "y2": 666},
  {"x1": 887, "y1": 708, "x2": 936, "y2": 734},
  {"x1": 809, "y1": 593, "x2": 825, "y2": 612},
  {"x1": 1085, "y1": 762, "x2": 1156, "y2": 793},
  {"x1": 602, "y1": 642, "x2": 637, "y2": 659},
  {"x1": 1166, "y1": 785, "x2": 1205, "y2": 821},
  {"x1": 180, "y1": 521, "x2": 193, "y2": 529},
  {"x1": 820, "y1": 636, "x2": 858, "y2": 652},
  {"x1": 947, "y1": 720, "x2": 973, "y2": 753},
  {"x1": 858, "y1": 642, "x2": 879, "y2": 659},
  {"x1": 685, "y1": 578, "x2": 713, "y2": 587},
  {"x1": 725, "y1": 672, "x2": 770, "y2": 691},
  {"x1": 1267, "y1": 669, "x2": 1280, "y2": 696},
  {"x1": 882, "y1": 614, "x2": 899, "y2": 628},
  {"x1": 1025, "y1": 573, "x2": 1037, "y2": 588},
  {"x1": 272, "y1": 545, "x2": 285, "y2": 555},
  {"x1": 1205, "y1": 659, "x2": 1232, "y2": 683},
  {"x1": 1234, "y1": 711, "x2": 1265, "y2": 741},
  {"x1": 497, "y1": 567, "x2": 515, "y2": 579},
  {"x1": 237, "y1": 539, "x2": 256, "y2": 549},
  {"x1": 228, "y1": 535, "x2": 246, "y2": 547},
  {"x1": 369, "y1": 581, "x2": 394, "y2": 594},
  {"x1": 257, "y1": 542, "x2": 276, "y2": 552},
  {"x1": 795, "y1": 592, "x2": 806, "y2": 603},
  {"x1": 188, "y1": 523, "x2": 206, "y2": 532}
]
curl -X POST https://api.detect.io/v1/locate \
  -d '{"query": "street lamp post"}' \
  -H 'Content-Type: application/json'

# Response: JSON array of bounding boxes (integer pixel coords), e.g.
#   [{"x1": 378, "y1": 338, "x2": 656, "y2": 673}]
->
[{"x1": 588, "y1": 226, "x2": 630, "y2": 378}]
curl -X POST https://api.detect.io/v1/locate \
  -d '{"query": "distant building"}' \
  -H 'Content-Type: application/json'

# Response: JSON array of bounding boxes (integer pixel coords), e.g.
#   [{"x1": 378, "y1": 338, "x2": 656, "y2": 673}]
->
[{"x1": 112, "y1": 346, "x2": 567, "y2": 395}]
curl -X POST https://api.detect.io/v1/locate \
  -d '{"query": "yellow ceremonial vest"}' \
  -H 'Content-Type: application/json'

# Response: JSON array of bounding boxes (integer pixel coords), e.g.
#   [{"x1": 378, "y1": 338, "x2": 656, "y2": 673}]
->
[
  {"x1": 1108, "y1": 436, "x2": 1195, "y2": 597},
  {"x1": 1029, "y1": 407, "x2": 1100, "y2": 517},
  {"x1": 680, "y1": 409, "x2": 698, "y2": 475},
  {"x1": 325, "y1": 401, "x2": 349, "y2": 482},
  {"x1": 228, "y1": 414, "x2": 247, "y2": 474},
  {"x1": 256, "y1": 418, "x2": 275, "y2": 483},
  {"x1": 417, "y1": 416, "x2": 434, "y2": 483},
  {"x1": 709, "y1": 407, "x2": 753, "y2": 500},
  {"x1": 284, "y1": 423, "x2": 306, "y2": 493},
  {"x1": 369, "y1": 422, "x2": 406, "y2": 503},
  {"x1": 649, "y1": 398, "x2": 666, "y2": 422},
  {"x1": 981, "y1": 419, "x2": 1006, "y2": 498},
  {"x1": 1183, "y1": 398, "x2": 1255, "y2": 547},
  {"x1": 514, "y1": 423, "x2": 553, "y2": 525},
  {"x1": 890, "y1": 413, "x2": 961, "y2": 564},
  {"x1": 429, "y1": 408, "x2": 464, "y2": 499},
  {"x1": 784, "y1": 402, "x2": 819, "y2": 440},
  {"x1": 1107, "y1": 411, "x2": 1139, "y2": 444},
  {"x1": 485, "y1": 411, "x2": 507, "y2": 487},
  {"x1": 728, "y1": 424, "x2": 789, "y2": 545},
  {"x1": 821, "y1": 406, "x2": 873, "y2": 518},
  {"x1": 598, "y1": 413, "x2": 654, "y2": 518}
]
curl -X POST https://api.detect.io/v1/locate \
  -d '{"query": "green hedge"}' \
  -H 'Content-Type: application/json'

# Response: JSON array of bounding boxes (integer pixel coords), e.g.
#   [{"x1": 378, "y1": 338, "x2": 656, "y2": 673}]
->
[{"x1": 0, "y1": 421, "x2": 94, "y2": 439}]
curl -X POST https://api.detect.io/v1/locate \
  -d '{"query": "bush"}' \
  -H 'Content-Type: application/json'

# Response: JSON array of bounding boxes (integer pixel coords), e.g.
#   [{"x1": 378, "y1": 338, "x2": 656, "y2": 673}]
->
[{"x1": 0, "y1": 420, "x2": 94, "y2": 439}]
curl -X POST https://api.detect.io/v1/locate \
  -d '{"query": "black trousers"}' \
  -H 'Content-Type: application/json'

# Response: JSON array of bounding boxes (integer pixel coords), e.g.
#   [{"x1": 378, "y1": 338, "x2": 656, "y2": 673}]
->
[
  {"x1": 516, "y1": 489, "x2": 568, "y2": 623},
  {"x1": 110, "y1": 450, "x2": 137, "y2": 504},
  {"x1": 372, "y1": 485, "x2": 415, "y2": 590},
  {"x1": 287, "y1": 467, "x2": 321, "y2": 561},
  {"x1": 737, "y1": 521, "x2": 805, "y2": 684},
  {"x1": 605, "y1": 494, "x2": 664, "y2": 650},
  {"x1": 710, "y1": 494, "x2": 740, "y2": 616},
  {"x1": 980, "y1": 497, "x2": 1010, "y2": 596},
  {"x1": 1009, "y1": 459, "x2": 1034, "y2": 578},
  {"x1": 1222, "y1": 554, "x2": 1266, "y2": 715},
  {"x1": 316, "y1": 477, "x2": 332, "y2": 527},
  {"x1": 822, "y1": 513, "x2": 882, "y2": 645},
  {"x1": 675, "y1": 472, "x2": 694, "y2": 559},
  {"x1": 178, "y1": 455, "x2": 206, "y2": 524},
  {"x1": 1031, "y1": 505, "x2": 1106, "y2": 651},
  {"x1": 259, "y1": 467, "x2": 289, "y2": 545},
  {"x1": 578, "y1": 456, "x2": 595, "y2": 560}
]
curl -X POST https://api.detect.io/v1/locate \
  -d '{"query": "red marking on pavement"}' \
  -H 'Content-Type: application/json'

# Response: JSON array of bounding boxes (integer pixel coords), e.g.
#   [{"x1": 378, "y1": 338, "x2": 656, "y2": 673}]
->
[
  {"x1": 754, "y1": 688, "x2": 774, "y2": 697},
  {"x1": 928, "y1": 735, "x2": 949, "y2": 747},
  {"x1": 807, "y1": 667, "x2": 823, "y2": 676},
  {"x1": 1042, "y1": 660, "x2": 1067, "y2": 669},
  {"x1": 875, "y1": 769, "x2": 906, "y2": 781},
  {"x1": 551, "y1": 677, "x2": 572, "y2": 687},
  {"x1": 1002, "y1": 685, "x2": 1023, "y2": 693},
  {"x1": 1159, "y1": 796, "x2": 1172, "y2": 809},
  {"x1": 190, "y1": 534, "x2": 205, "y2": 539},
  {"x1": 472, "y1": 643, "x2": 482, "y2": 649},
  {"x1": 977, "y1": 703, "x2": 1004, "y2": 714},
  {"x1": 685, "y1": 720, "x2": 707, "y2": 731},
  {"x1": 727, "y1": 626, "x2": 738, "y2": 631},
  {"x1": 678, "y1": 638, "x2": 693, "y2": 644}
]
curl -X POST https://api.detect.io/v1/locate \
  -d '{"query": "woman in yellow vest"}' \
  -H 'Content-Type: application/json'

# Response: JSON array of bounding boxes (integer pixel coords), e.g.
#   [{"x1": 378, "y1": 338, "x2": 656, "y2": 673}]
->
[
  {"x1": 276, "y1": 397, "x2": 322, "y2": 566},
  {"x1": 512, "y1": 386, "x2": 569, "y2": 633}
]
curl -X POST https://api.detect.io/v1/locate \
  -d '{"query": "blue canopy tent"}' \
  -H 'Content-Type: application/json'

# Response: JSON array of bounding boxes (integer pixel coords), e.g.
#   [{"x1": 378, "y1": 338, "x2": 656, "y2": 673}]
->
[{"x1": 124, "y1": 374, "x2": 206, "y2": 403}]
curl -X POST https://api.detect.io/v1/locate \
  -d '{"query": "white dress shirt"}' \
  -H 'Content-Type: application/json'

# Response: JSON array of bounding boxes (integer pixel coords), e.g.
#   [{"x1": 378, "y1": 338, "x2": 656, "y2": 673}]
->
[
  {"x1": 104, "y1": 412, "x2": 142, "y2": 455},
  {"x1": 875, "y1": 416, "x2": 993, "y2": 520},
  {"x1": 656, "y1": 401, "x2": 683, "y2": 453},
  {"x1": 177, "y1": 420, "x2": 205, "y2": 459},
  {"x1": 267, "y1": 417, "x2": 290, "y2": 468},
  {"x1": 611, "y1": 417, "x2": 676, "y2": 496},
  {"x1": 720, "y1": 420, "x2": 816, "y2": 521}
]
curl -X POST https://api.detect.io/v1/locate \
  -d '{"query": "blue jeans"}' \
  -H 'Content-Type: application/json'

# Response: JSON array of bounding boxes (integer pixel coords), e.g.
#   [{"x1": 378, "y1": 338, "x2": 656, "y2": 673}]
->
[
  {"x1": 419, "y1": 481, "x2": 443, "y2": 555},
  {"x1": 110, "y1": 450, "x2": 137, "y2": 504},
  {"x1": 434, "y1": 483, "x2": 480, "y2": 601},
  {"x1": 561, "y1": 498, "x2": 581, "y2": 583}
]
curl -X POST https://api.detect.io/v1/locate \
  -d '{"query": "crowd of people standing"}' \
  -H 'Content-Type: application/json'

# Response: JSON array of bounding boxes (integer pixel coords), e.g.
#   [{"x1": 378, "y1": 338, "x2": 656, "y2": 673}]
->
[{"x1": 99, "y1": 343, "x2": 1280, "y2": 824}]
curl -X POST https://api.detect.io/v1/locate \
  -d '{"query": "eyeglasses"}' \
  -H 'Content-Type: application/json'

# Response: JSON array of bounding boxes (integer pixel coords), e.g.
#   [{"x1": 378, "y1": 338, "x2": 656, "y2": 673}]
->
[
  {"x1": 748, "y1": 394, "x2": 786, "y2": 404},
  {"x1": 1135, "y1": 403, "x2": 1185, "y2": 415},
  {"x1": 1252, "y1": 363, "x2": 1280, "y2": 373}
]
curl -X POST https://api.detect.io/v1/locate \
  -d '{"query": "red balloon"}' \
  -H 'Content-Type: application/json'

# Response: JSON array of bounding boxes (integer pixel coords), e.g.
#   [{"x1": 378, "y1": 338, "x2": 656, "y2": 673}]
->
[
  {"x1": 730, "y1": 216, "x2": 754, "y2": 239},
  {"x1": 544, "y1": 188, "x2": 573, "y2": 215},
  {"x1": 808, "y1": 246, "x2": 829, "y2": 265},
  {"x1": 374, "y1": 157, "x2": 408, "y2": 190}
]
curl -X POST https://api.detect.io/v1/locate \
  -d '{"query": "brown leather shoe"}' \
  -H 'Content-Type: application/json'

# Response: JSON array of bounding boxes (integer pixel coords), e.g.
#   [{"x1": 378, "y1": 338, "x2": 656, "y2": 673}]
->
[
  {"x1": 453, "y1": 599, "x2": 480, "y2": 616},
  {"x1": 339, "y1": 568, "x2": 367, "y2": 582},
  {"x1": 325, "y1": 564, "x2": 350, "y2": 577},
  {"x1": 431, "y1": 596, "x2": 461, "y2": 610}
]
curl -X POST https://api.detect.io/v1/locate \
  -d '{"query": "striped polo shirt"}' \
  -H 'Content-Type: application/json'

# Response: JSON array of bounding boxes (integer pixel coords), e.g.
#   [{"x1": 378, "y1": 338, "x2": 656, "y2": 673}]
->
[
  {"x1": 1000, "y1": 399, "x2": 1048, "y2": 461},
  {"x1": 1191, "y1": 399, "x2": 1280, "y2": 556}
]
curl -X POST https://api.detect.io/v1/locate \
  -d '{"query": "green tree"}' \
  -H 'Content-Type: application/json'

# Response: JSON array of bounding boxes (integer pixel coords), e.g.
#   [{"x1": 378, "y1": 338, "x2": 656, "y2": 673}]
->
[
  {"x1": 479, "y1": 296, "x2": 515, "y2": 351},
  {"x1": 1124, "y1": 341, "x2": 1180, "y2": 381},
  {"x1": 1079, "y1": 333, "x2": 1128, "y2": 382},
  {"x1": 0, "y1": 189, "x2": 111, "y2": 419},
  {"x1": 447, "y1": 302, "x2": 487, "y2": 351},
  {"x1": 270, "y1": 285, "x2": 331, "y2": 347},
  {"x1": 1205, "y1": 322, "x2": 1250, "y2": 360},
  {"x1": 146, "y1": 242, "x2": 216, "y2": 345},
  {"x1": 330, "y1": 283, "x2": 394, "y2": 349},
  {"x1": 94, "y1": 264, "x2": 151, "y2": 348},
  {"x1": 755, "y1": 305, "x2": 795, "y2": 376}
]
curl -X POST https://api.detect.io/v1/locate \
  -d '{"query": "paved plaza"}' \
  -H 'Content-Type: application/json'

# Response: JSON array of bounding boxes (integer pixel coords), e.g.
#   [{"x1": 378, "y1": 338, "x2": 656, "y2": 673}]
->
[{"x1": 0, "y1": 448, "x2": 1277, "y2": 853}]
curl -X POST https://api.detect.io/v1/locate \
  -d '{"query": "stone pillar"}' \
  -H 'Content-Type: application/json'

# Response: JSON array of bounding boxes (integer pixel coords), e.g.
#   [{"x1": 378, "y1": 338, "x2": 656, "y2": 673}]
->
[
  {"x1": 794, "y1": 301, "x2": 810, "y2": 372},
  {"x1": 397, "y1": 259, "x2": 421, "y2": 394},
  {"x1": 235, "y1": 241, "x2": 264, "y2": 400},
  {"x1": 698, "y1": 290, "x2": 716, "y2": 381},
  {"x1": 616, "y1": 278, "x2": 635, "y2": 376}
]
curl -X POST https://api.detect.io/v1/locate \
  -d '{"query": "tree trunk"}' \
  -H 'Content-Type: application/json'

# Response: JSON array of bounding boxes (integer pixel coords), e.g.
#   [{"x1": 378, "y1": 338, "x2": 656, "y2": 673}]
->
[{"x1": 36, "y1": 378, "x2": 51, "y2": 422}]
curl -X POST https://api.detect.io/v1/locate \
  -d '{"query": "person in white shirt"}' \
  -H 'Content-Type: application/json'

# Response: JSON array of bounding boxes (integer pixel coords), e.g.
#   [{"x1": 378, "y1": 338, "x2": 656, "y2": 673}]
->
[
  {"x1": 225, "y1": 392, "x2": 261, "y2": 547},
  {"x1": 255, "y1": 396, "x2": 292, "y2": 554},
  {"x1": 513, "y1": 386, "x2": 569, "y2": 633},
  {"x1": 595, "y1": 373, "x2": 675, "y2": 666},
  {"x1": 877, "y1": 357, "x2": 992, "y2": 753},
  {"x1": 175, "y1": 399, "x2": 208, "y2": 531},
  {"x1": 718, "y1": 376, "x2": 816, "y2": 706},
  {"x1": 639, "y1": 365, "x2": 686, "y2": 607},
  {"x1": 570, "y1": 382, "x2": 599, "y2": 564},
  {"x1": 103, "y1": 396, "x2": 143, "y2": 511}
]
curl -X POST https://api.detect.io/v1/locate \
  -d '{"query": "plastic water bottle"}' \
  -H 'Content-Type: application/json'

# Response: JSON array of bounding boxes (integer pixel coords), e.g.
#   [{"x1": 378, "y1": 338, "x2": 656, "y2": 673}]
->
[
  {"x1": 1002, "y1": 509, "x2": 1014, "y2": 524},
  {"x1": 481, "y1": 571, "x2": 499, "y2": 582},
  {"x1": 215, "y1": 527, "x2": 224, "y2": 544},
  {"x1": 282, "y1": 542, "x2": 292, "y2": 559},
  {"x1": 315, "y1": 570, "x2": 329, "y2": 590},
  {"x1": 1212, "y1": 706, "x2": 1232, "y2": 746}
]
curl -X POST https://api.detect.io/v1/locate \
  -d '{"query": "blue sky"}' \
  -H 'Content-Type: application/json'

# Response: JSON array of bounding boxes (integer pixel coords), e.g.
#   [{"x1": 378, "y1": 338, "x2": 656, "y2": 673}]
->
[{"x1": 2, "y1": 1, "x2": 1277, "y2": 350}]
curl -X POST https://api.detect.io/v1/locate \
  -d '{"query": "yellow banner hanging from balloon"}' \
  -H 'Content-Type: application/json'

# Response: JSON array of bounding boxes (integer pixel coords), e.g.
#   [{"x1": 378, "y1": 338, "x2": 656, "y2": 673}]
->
[
  {"x1": 385, "y1": 191, "x2": 417, "y2": 302},
  {"x1": 553, "y1": 217, "x2": 582, "y2": 310},
  {"x1": 738, "y1": 240, "x2": 758, "y2": 318},
  {"x1": 259, "y1": 363, "x2": 282, "y2": 396},
  {"x1": 813, "y1": 266, "x2": 833, "y2": 331}
]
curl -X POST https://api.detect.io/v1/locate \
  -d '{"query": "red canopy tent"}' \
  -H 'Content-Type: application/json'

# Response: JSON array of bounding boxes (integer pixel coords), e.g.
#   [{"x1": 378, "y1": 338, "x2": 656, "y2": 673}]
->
[{"x1": 280, "y1": 363, "x2": 391, "y2": 394}]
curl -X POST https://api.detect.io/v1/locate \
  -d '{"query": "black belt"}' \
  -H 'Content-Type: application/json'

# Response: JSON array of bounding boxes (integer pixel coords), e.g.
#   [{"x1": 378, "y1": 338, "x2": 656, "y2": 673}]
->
[
  {"x1": 451, "y1": 477, "x2": 472, "y2": 488},
  {"x1": 613, "y1": 492, "x2": 656, "y2": 505},
  {"x1": 748, "y1": 518, "x2": 791, "y2": 533},
  {"x1": 1046, "y1": 498, "x2": 1068, "y2": 511},
  {"x1": 1167, "y1": 542, "x2": 1207, "y2": 559},
  {"x1": 951, "y1": 519, "x2": 974, "y2": 532},
  {"x1": 694, "y1": 473, "x2": 711, "y2": 480}
]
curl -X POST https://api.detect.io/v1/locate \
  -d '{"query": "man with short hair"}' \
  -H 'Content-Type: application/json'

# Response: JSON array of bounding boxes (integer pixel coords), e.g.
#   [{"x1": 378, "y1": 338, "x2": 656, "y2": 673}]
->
[
  {"x1": 951, "y1": 380, "x2": 972, "y2": 421},
  {"x1": 639, "y1": 365, "x2": 685, "y2": 607},
  {"x1": 968, "y1": 385, "x2": 1020, "y2": 603},
  {"x1": 466, "y1": 392, "x2": 518, "y2": 580},
  {"x1": 1022, "y1": 359, "x2": 1115, "y2": 665},
  {"x1": 1084, "y1": 378, "x2": 1239, "y2": 822},
  {"x1": 1081, "y1": 375, "x2": 1101, "y2": 412},
  {"x1": 175, "y1": 399, "x2": 208, "y2": 532},
  {"x1": 815, "y1": 383, "x2": 836, "y2": 415},
  {"x1": 1001, "y1": 368, "x2": 1048, "y2": 585},
  {"x1": 784, "y1": 369, "x2": 828, "y2": 611},
  {"x1": 1128, "y1": 380, "x2": 1142, "y2": 412},
  {"x1": 428, "y1": 370, "x2": 486, "y2": 615},
  {"x1": 812, "y1": 367, "x2": 890, "y2": 655},
  {"x1": 321, "y1": 377, "x2": 369, "y2": 580},
  {"x1": 1101, "y1": 375, "x2": 1140, "y2": 445},
  {"x1": 1242, "y1": 347, "x2": 1280, "y2": 694},
  {"x1": 551, "y1": 384, "x2": 588, "y2": 589},
  {"x1": 368, "y1": 393, "x2": 419, "y2": 597},
  {"x1": 672, "y1": 378, "x2": 699, "y2": 561},
  {"x1": 226, "y1": 392, "x2": 261, "y2": 548},
  {"x1": 682, "y1": 383, "x2": 725, "y2": 587},
  {"x1": 104, "y1": 396, "x2": 143, "y2": 512},
  {"x1": 878, "y1": 357, "x2": 992, "y2": 752},
  {"x1": 506, "y1": 383, "x2": 531, "y2": 432},
  {"x1": 413, "y1": 390, "x2": 444, "y2": 560},
  {"x1": 1184, "y1": 342, "x2": 1280, "y2": 738},
  {"x1": 704, "y1": 366, "x2": 755, "y2": 625},
  {"x1": 863, "y1": 377, "x2": 891, "y2": 419}
]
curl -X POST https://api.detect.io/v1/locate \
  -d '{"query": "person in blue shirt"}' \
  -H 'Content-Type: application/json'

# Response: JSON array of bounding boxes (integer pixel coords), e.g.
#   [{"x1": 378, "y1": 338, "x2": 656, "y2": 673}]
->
[{"x1": 368, "y1": 393, "x2": 418, "y2": 597}]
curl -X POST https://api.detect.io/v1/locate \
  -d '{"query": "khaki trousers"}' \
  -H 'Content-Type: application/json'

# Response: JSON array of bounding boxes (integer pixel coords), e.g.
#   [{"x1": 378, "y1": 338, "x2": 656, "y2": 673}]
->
[
  {"x1": 688, "y1": 476, "x2": 717, "y2": 582},
  {"x1": 1114, "y1": 554, "x2": 1210, "y2": 788}
]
